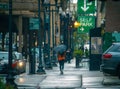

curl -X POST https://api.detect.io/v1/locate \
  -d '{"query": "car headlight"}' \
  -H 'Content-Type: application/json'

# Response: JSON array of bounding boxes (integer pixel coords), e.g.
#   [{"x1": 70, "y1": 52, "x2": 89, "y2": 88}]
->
[{"x1": 18, "y1": 61, "x2": 24, "y2": 67}]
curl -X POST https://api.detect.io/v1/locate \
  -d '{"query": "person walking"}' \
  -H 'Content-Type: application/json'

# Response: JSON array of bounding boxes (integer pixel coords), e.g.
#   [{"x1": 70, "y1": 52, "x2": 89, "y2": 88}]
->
[
  {"x1": 57, "y1": 51, "x2": 66, "y2": 74},
  {"x1": 66, "y1": 49, "x2": 71, "y2": 63}
]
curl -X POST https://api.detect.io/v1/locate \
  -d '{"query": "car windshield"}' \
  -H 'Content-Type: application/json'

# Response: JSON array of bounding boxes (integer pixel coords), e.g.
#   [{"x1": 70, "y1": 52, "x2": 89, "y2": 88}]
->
[
  {"x1": 16, "y1": 53, "x2": 22, "y2": 59},
  {"x1": 107, "y1": 44, "x2": 120, "y2": 52},
  {"x1": 13, "y1": 53, "x2": 17, "y2": 59}
]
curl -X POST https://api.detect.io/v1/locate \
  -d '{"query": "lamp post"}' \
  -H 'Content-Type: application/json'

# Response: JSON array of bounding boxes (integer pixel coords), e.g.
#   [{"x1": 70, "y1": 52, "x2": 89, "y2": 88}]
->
[
  {"x1": 66, "y1": 8, "x2": 72, "y2": 49},
  {"x1": 73, "y1": 21, "x2": 81, "y2": 68},
  {"x1": 37, "y1": 0, "x2": 46, "y2": 74},
  {"x1": 6, "y1": 0, "x2": 17, "y2": 88},
  {"x1": 52, "y1": 8, "x2": 57, "y2": 67},
  {"x1": 42, "y1": 0, "x2": 52, "y2": 69},
  {"x1": 51, "y1": 0, "x2": 60, "y2": 67},
  {"x1": 42, "y1": 0, "x2": 60, "y2": 69},
  {"x1": 59, "y1": 7, "x2": 72, "y2": 49},
  {"x1": 59, "y1": 7, "x2": 66, "y2": 44},
  {"x1": 47, "y1": 2, "x2": 52, "y2": 69}
]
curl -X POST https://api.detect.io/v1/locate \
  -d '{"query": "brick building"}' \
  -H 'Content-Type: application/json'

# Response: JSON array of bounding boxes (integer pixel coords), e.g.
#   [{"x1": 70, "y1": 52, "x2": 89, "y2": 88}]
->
[{"x1": 105, "y1": 0, "x2": 120, "y2": 32}]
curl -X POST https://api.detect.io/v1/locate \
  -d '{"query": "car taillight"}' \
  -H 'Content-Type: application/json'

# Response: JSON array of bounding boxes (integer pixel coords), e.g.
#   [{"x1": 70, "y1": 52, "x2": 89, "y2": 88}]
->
[
  {"x1": 103, "y1": 53, "x2": 112, "y2": 59},
  {"x1": 12, "y1": 61, "x2": 18, "y2": 68}
]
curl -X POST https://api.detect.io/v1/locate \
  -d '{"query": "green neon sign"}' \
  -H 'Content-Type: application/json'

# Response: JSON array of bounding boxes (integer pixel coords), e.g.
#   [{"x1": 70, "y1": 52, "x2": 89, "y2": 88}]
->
[{"x1": 77, "y1": 16, "x2": 95, "y2": 33}]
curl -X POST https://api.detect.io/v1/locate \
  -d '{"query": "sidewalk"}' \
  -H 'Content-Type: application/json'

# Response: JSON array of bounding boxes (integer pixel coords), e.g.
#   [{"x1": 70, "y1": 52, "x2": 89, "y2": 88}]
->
[{"x1": 15, "y1": 58, "x2": 104, "y2": 89}]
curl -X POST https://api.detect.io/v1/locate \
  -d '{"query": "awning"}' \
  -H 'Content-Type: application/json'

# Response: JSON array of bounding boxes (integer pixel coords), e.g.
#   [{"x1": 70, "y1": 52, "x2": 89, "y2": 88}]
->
[{"x1": 0, "y1": 15, "x2": 18, "y2": 33}]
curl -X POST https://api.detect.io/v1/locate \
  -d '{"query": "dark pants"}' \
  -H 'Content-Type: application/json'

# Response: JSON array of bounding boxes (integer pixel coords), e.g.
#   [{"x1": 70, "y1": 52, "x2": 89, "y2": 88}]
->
[{"x1": 58, "y1": 60, "x2": 64, "y2": 71}]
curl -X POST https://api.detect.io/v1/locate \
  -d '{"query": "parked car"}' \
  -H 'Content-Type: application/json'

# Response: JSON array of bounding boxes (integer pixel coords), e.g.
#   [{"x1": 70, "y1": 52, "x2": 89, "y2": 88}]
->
[
  {"x1": 14, "y1": 51, "x2": 26, "y2": 73},
  {"x1": 100, "y1": 43, "x2": 120, "y2": 78},
  {"x1": 0, "y1": 51, "x2": 26, "y2": 75}
]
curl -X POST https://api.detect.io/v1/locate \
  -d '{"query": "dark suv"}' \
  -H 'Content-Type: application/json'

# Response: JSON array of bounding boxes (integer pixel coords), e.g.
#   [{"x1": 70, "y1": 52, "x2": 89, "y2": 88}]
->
[{"x1": 100, "y1": 43, "x2": 120, "y2": 78}]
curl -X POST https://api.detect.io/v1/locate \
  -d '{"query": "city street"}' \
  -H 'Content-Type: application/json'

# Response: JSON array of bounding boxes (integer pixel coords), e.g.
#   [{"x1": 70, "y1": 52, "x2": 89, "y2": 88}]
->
[
  {"x1": 0, "y1": 0, "x2": 120, "y2": 89},
  {"x1": 15, "y1": 58, "x2": 120, "y2": 89}
]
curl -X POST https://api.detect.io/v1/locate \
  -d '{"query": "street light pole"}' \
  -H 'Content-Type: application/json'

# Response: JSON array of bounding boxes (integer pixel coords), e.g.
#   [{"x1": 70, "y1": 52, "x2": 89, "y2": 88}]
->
[
  {"x1": 37, "y1": 0, "x2": 46, "y2": 74},
  {"x1": 59, "y1": 7, "x2": 65, "y2": 44},
  {"x1": 59, "y1": 8, "x2": 70, "y2": 48},
  {"x1": 66, "y1": 10, "x2": 70, "y2": 49},
  {"x1": 6, "y1": 0, "x2": 17, "y2": 88},
  {"x1": 48, "y1": 3, "x2": 52, "y2": 69},
  {"x1": 40, "y1": 0, "x2": 59, "y2": 69},
  {"x1": 42, "y1": 0, "x2": 55, "y2": 69},
  {"x1": 52, "y1": 8, "x2": 57, "y2": 67},
  {"x1": 45, "y1": 2, "x2": 52, "y2": 69}
]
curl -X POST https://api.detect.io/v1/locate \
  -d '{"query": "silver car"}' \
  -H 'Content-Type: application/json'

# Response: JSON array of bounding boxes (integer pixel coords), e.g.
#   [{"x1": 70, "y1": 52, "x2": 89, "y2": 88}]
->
[
  {"x1": 0, "y1": 51, "x2": 26, "y2": 75},
  {"x1": 100, "y1": 43, "x2": 120, "y2": 78}
]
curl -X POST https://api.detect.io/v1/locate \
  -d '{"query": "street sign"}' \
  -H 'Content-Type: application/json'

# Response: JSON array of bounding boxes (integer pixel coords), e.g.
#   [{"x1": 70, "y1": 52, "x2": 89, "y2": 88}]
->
[
  {"x1": 29, "y1": 18, "x2": 39, "y2": 30},
  {"x1": 77, "y1": 16, "x2": 95, "y2": 33},
  {"x1": 0, "y1": 3, "x2": 8, "y2": 10},
  {"x1": 77, "y1": 0, "x2": 96, "y2": 14}
]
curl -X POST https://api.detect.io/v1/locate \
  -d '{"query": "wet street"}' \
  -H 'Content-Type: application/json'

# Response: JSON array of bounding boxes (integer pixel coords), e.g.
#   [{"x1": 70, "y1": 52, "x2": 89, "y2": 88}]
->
[
  {"x1": 13, "y1": 58, "x2": 120, "y2": 89},
  {"x1": 0, "y1": 0, "x2": 120, "y2": 89}
]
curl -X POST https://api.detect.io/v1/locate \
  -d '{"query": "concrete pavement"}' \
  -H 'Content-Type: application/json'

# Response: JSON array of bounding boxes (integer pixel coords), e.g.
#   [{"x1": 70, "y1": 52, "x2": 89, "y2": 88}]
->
[
  {"x1": 16, "y1": 58, "x2": 84, "y2": 89},
  {"x1": 15, "y1": 58, "x2": 120, "y2": 89}
]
